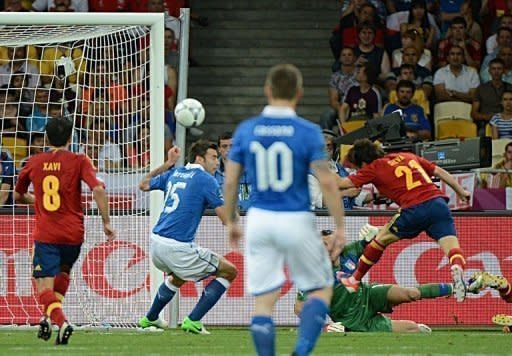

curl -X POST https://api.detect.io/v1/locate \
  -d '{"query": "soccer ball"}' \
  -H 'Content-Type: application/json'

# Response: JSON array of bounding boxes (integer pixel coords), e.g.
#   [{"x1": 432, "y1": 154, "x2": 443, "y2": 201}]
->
[{"x1": 174, "y1": 98, "x2": 206, "y2": 127}]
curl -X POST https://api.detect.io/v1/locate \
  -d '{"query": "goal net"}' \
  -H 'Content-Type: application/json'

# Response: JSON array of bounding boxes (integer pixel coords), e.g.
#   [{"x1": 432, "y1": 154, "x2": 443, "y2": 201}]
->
[{"x1": 0, "y1": 13, "x2": 169, "y2": 327}]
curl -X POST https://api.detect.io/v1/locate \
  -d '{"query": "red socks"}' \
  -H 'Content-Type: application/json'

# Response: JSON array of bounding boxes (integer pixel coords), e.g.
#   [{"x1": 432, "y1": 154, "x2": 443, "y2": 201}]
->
[
  {"x1": 448, "y1": 248, "x2": 466, "y2": 269},
  {"x1": 54, "y1": 272, "x2": 70, "y2": 302},
  {"x1": 39, "y1": 288, "x2": 66, "y2": 327},
  {"x1": 353, "y1": 240, "x2": 385, "y2": 281}
]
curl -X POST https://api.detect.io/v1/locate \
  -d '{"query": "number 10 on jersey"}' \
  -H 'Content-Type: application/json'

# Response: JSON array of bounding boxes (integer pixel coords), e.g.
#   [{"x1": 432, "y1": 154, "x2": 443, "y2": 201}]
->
[{"x1": 250, "y1": 141, "x2": 293, "y2": 192}]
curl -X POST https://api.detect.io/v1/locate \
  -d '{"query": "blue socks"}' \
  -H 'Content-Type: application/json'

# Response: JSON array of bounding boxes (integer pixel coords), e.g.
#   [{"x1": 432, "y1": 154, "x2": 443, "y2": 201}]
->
[
  {"x1": 250, "y1": 315, "x2": 275, "y2": 356},
  {"x1": 146, "y1": 280, "x2": 177, "y2": 321},
  {"x1": 294, "y1": 298, "x2": 329, "y2": 356},
  {"x1": 188, "y1": 278, "x2": 229, "y2": 321}
]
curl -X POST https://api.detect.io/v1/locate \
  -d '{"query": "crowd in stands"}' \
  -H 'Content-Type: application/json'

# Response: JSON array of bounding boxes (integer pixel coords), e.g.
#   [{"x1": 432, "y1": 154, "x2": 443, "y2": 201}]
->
[{"x1": 324, "y1": 0, "x2": 512, "y2": 143}]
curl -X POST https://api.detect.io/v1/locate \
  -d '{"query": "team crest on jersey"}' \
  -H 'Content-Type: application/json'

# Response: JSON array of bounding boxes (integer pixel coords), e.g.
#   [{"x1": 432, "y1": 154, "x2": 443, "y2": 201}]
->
[{"x1": 411, "y1": 114, "x2": 419, "y2": 123}]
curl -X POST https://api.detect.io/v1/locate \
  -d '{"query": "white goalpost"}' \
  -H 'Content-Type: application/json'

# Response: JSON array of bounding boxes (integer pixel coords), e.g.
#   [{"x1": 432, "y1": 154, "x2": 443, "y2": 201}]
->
[{"x1": 0, "y1": 12, "x2": 190, "y2": 328}]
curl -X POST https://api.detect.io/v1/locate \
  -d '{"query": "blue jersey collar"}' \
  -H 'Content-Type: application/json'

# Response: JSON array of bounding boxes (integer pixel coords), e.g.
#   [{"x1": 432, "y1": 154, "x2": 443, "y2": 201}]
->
[
  {"x1": 185, "y1": 163, "x2": 205, "y2": 171},
  {"x1": 262, "y1": 105, "x2": 297, "y2": 118}
]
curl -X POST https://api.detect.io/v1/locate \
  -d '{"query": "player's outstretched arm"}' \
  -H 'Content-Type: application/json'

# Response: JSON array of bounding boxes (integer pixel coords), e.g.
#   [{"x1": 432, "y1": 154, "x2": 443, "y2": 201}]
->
[
  {"x1": 336, "y1": 175, "x2": 356, "y2": 190},
  {"x1": 14, "y1": 191, "x2": 35, "y2": 205},
  {"x1": 139, "y1": 146, "x2": 181, "y2": 191},
  {"x1": 92, "y1": 185, "x2": 115, "y2": 241},
  {"x1": 312, "y1": 160, "x2": 346, "y2": 261},
  {"x1": 433, "y1": 166, "x2": 471, "y2": 202},
  {"x1": 223, "y1": 160, "x2": 243, "y2": 250}
]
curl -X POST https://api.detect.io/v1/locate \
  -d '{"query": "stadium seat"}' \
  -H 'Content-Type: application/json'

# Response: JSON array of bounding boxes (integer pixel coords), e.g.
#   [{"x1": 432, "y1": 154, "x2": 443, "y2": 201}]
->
[
  {"x1": 485, "y1": 123, "x2": 492, "y2": 137},
  {"x1": 436, "y1": 119, "x2": 477, "y2": 140},
  {"x1": 341, "y1": 120, "x2": 366, "y2": 134},
  {"x1": 2, "y1": 136, "x2": 28, "y2": 168},
  {"x1": 434, "y1": 102, "x2": 472, "y2": 136},
  {"x1": 339, "y1": 144, "x2": 353, "y2": 164}
]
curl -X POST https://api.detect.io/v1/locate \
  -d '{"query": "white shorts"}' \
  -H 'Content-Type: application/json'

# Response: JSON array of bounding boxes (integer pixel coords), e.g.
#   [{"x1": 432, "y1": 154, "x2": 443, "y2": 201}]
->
[
  {"x1": 245, "y1": 208, "x2": 333, "y2": 296},
  {"x1": 150, "y1": 233, "x2": 220, "y2": 282}
]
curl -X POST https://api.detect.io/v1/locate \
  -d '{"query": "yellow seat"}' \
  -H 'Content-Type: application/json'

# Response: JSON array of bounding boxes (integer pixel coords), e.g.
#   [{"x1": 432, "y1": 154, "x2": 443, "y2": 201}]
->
[
  {"x1": 339, "y1": 144, "x2": 353, "y2": 164},
  {"x1": 434, "y1": 101, "x2": 472, "y2": 136},
  {"x1": 436, "y1": 120, "x2": 477, "y2": 140},
  {"x1": 2, "y1": 136, "x2": 28, "y2": 169},
  {"x1": 485, "y1": 123, "x2": 492, "y2": 137},
  {"x1": 341, "y1": 120, "x2": 366, "y2": 134}
]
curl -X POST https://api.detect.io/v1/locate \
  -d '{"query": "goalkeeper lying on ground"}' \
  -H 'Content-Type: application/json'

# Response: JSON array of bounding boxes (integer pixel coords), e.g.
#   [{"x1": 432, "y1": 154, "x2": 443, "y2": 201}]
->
[
  {"x1": 294, "y1": 225, "x2": 455, "y2": 333},
  {"x1": 468, "y1": 271, "x2": 512, "y2": 333}
]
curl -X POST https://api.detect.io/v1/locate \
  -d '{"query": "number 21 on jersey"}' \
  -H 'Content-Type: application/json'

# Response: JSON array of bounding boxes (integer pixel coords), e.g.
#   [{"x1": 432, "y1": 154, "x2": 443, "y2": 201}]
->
[
  {"x1": 394, "y1": 159, "x2": 432, "y2": 190},
  {"x1": 250, "y1": 141, "x2": 293, "y2": 192}
]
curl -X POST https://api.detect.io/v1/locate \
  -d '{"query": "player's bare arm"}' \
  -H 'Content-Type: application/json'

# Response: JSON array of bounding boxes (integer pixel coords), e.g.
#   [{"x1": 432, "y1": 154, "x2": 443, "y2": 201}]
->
[
  {"x1": 139, "y1": 146, "x2": 181, "y2": 191},
  {"x1": 223, "y1": 160, "x2": 243, "y2": 249},
  {"x1": 336, "y1": 175, "x2": 356, "y2": 190},
  {"x1": 311, "y1": 159, "x2": 346, "y2": 261},
  {"x1": 92, "y1": 185, "x2": 115, "y2": 240},
  {"x1": 433, "y1": 166, "x2": 471, "y2": 202},
  {"x1": 13, "y1": 191, "x2": 35, "y2": 205}
]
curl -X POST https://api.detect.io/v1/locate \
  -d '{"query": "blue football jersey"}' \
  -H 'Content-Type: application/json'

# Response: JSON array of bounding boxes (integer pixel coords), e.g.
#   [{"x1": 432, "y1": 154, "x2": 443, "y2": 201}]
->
[
  {"x1": 229, "y1": 106, "x2": 326, "y2": 212},
  {"x1": 150, "y1": 163, "x2": 223, "y2": 242}
]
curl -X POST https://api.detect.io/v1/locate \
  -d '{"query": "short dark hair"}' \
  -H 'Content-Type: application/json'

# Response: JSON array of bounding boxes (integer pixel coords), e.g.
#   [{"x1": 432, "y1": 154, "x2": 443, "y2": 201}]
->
[
  {"x1": 451, "y1": 16, "x2": 467, "y2": 28},
  {"x1": 188, "y1": 139, "x2": 218, "y2": 163},
  {"x1": 396, "y1": 79, "x2": 416, "y2": 92},
  {"x1": 497, "y1": 26, "x2": 512, "y2": 38},
  {"x1": 399, "y1": 63, "x2": 415, "y2": 74},
  {"x1": 489, "y1": 57, "x2": 505, "y2": 67},
  {"x1": 360, "y1": 61, "x2": 378, "y2": 86},
  {"x1": 217, "y1": 131, "x2": 232, "y2": 144},
  {"x1": 357, "y1": 21, "x2": 376, "y2": 34},
  {"x1": 45, "y1": 117, "x2": 73, "y2": 147},
  {"x1": 265, "y1": 64, "x2": 303, "y2": 100},
  {"x1": 347, "y1": 139, "x2": 385, "y2": 168}
]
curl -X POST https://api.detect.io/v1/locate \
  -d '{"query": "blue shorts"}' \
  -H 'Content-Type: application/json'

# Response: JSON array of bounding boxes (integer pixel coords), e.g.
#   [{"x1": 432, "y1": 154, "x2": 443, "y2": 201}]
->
[
  {"x1": 32, "y1": 241, "x2": 82, "y2": 278},
  {"x1": 389, "y1": 197, "x2": 457, "y2": 241}
]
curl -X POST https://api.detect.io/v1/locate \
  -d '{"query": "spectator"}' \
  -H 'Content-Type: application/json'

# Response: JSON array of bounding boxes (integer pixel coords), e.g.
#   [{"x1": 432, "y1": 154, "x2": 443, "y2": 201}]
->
[
  {"x1": 126, "y1": 125, "x2": 150, "y2": 169},
  {"x1": 3, "y1": 0, "x2": 30, "y2": 11},
  {"x1": 0, "y1": 46, "x2": 39, "y2": 89},
  {"x1": 341, "y1": 0, "x2": 387, "y2": 22},
  {"x1": 490, "y1": 90, "x2": 512, "y2": 139},
  {"x1": 433, "y1": 45, "x2": 480, "y2": 103},
  {"x1": 354, "y1": 22, "x2": 390, "y2": 82},
  {"x1": 487, "y1": 14, "x2": 512, "y2": 55},
  {"x1": 25, "y1": 86, "x2": 50, "y2": 133},
  {"x1": 20, "y1": 132, "x2": 46, "y2": 169},
  {"x1": 308, "y1": 130, "x2": 366, "y2": 210},
  {"x1": 439, "y1": 0, "x2": 464, "y2": 34},
  {"x1": 339, "y1": 62, "x2": 382, "y2": 122},
  {"x1": 480, "y1": 28, "x2": 512, "y2": 82},
  {"x1": 493, "y1": 142, "x2": 512, "y2": 188},
  {"x1": 400, "y1": 0, "x2": 435, "y2": 50},
  {"x1": 383, "y1": 80, "x2": 431, "y2": 140},
  {"x1": 0, "y1": 148, "x2": 14, "y2": 206},
  {"x1": 388, "y1": 64, "x2": 430, "y2": 116},
  {"x1": 82, "y1": 119, "x2": 122, "y2": 171},
  {"x1": 0, "y1": 103, "x2": 21, "y2": 132},
  {"x1": 459, "y1": 0, "x2": 483, "y2": 43},
  {"x1": 437, "y1": 16, "x2": 482, "y2": 69},
  {"x1": 331, "y1": 2, "x2": 385, "y2": 62},
  {"x1": 49, "y1": 0, "x2": 74, "y2": 11},
  {"x1": 387, "y1": 45, "x2": 433, "y2": 99},
  {"x1": 320, "y1": 46, "x2": 357, "y2": 132},
  {"x1": 391, "y1": 29, "x2": 432, "y2": 70},
  {"x1": 31, "y1": 0, "x2": 88, "y2": 11},
  {"x1": 472, "y1": 58, "x2": 512, "y2": 135},
  {"x1": 88, "y1": 0, "x2": 127, "y2": 11}
]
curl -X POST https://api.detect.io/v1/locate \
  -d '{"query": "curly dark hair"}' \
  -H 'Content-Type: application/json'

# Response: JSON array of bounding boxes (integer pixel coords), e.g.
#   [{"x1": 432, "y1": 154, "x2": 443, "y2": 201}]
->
[{"x1": 347, "y1": 139, "x2": 385, "y2": 168}]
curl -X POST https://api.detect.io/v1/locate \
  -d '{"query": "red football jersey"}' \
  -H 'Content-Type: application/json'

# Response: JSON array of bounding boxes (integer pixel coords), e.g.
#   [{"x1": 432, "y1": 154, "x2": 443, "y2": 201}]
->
[
  {"x1": 348, "y1": 152, "x2": 446, "y2": 208},
  {"x1": 15, "y1": 150, "x2": 102, "y2": 245}
]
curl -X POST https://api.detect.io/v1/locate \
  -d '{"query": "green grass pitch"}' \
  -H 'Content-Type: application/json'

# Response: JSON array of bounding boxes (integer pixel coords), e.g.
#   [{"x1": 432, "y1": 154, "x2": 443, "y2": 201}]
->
[{"x1": 0, "y1": 328, "x2": 510, "y2": 355}]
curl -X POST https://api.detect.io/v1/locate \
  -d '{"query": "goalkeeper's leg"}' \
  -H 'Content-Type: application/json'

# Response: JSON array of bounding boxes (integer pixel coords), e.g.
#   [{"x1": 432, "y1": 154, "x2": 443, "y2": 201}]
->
[{"x1": 386, "y1": 284, "x2": 453, "y2": 307}]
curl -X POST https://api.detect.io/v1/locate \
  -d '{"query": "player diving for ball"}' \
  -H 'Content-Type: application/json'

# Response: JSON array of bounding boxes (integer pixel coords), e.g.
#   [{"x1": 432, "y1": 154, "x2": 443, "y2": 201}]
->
[
  {"x1": 294, "y1": 226, "x2": 457, "y2": 333},
  {"x1": 337, "y1": 139, "x2": 470, "y2": 302}
]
